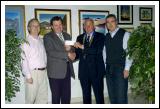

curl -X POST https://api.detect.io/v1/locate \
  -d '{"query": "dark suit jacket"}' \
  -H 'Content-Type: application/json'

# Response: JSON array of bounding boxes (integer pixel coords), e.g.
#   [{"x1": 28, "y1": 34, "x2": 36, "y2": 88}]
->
[
  {"x1": 75, "y1": 31, "x2": 106, "y2": 79},
  {"x1": 44, "y1": 31, "x2": 75, "y2": 79}
]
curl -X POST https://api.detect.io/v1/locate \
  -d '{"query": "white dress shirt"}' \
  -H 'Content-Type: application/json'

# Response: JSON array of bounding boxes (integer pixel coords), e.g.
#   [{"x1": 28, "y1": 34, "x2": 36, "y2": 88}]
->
[
  {"x1": 21, "y1": 35, "x2": 47, "y2": 79},
  {"x1": 56, "y1": 33, "x2": 65, "y2": 42},
  {"x1": 103, "y1": 27, "x2": 133, "y2": 71}
]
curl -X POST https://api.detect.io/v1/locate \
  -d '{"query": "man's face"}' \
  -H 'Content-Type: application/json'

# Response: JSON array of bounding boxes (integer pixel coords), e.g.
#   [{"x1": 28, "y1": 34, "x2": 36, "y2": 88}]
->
[
  {"x1": 84, "y1": 20, "x2": 94, "y2": 34},
  {"x1": 51, "y1": 20, "x2": 63, "y2": 34},
  {"x1": 29, "y1": 21, "x2": 40, "y2": 36},
  {"x1": 106, "y1": 17, "x2": 117, "y2": 32}
]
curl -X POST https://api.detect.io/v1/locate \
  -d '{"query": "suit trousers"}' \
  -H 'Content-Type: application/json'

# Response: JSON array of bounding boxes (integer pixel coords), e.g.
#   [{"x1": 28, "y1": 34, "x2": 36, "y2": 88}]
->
[
  {"x1": 49, "y1": 62, "x2": 71, "y2": 104},
  {"x1": 80, "y1": 76, "x2": 104, "y2": 104}
]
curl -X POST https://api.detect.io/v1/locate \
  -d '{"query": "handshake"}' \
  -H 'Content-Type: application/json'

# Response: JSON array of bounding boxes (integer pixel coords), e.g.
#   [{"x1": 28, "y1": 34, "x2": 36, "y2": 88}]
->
[
  {"x1": 64, "y1": 40, "x2": 83, "y2": 61},
  {"x1": 64, "y1": 41, "x2": 75, "y2": 61}
]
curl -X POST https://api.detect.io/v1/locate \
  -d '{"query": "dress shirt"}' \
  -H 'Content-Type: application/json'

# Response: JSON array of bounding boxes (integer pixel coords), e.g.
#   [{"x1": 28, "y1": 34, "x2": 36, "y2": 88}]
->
[
  {"x1": 56, "y1": 33, "x2": 65, "y2": 42},
  {"x1": 21, "y1": 35, "x2": 47, "y2": 79},
  {"x1": 86, "y1": 31, "x2": 94, "y2": 41},
  {"x1": 81, "y1": 31, "x2": 94, "y2": 49}
]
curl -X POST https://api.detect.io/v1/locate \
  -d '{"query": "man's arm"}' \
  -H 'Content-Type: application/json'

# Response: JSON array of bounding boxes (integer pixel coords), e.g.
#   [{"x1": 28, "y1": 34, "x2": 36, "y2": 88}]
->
[
  {"x1": 21, "y1": 43, "x2": 33, "y2": 84},
  {"x1": 123, "y1": 32, "x2": 133, "y2": 78},
  {"x1": 123, "y1": 32, "x2": 133, "y2": 71},
  {"x1": 75, "y1": 34, "x2": 104, "y2": 55}
]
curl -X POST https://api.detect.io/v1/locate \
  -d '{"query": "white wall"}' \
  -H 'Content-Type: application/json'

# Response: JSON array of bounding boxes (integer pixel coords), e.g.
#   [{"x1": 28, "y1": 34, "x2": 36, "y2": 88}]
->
[{"x1": 7, "y1": 5, "x2": 155, "y2": 104}]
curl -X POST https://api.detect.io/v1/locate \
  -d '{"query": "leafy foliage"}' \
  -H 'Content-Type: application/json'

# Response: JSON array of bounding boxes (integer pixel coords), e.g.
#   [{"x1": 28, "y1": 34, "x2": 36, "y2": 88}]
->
[
  {"x1": 127, "y1": 25, "x2": 155, "y2": 103},
  {"x1": 5, "y1": 29, "x2": 24, "y2": 102}
]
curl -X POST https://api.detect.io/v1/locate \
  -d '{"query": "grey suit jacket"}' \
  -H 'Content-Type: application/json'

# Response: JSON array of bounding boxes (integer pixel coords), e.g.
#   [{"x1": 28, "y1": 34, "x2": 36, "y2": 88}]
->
[{"x1": 44, "y1": 31, "x2": 75, "y2": 79}]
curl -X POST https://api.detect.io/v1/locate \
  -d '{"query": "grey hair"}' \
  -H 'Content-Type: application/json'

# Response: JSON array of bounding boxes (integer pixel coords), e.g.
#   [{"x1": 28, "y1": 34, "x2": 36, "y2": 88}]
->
[
  {"x1": 27, "y1": 18, "x2": 40, "y2": 33},
  {"x1": 84, "y1": 18, "x2": 94, "y2": 26}
]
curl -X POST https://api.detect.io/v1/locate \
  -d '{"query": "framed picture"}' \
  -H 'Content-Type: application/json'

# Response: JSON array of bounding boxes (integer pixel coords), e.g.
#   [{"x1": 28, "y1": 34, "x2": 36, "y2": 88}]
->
[
  {"x1": 117, "y1": 5, "x2": 133, "y2": 24},
  {"x1": 79, "y1": 10, "x2": 109, "y2": 35},
  {"x1": 141, "y1": 23, "x2": 152, "y2": 26},
  {"x1": 5, "y1": 5, "x2": 26, "y2": 38},
  {"x1": 139, "y1": 7, "x2": 152, "y2": 21},
  {"x1": 123, "y1": 27, "x2": 134, "y2": 33},
  {"x1": 35, "y1": 9, "x2": 71, "y2": 36}
]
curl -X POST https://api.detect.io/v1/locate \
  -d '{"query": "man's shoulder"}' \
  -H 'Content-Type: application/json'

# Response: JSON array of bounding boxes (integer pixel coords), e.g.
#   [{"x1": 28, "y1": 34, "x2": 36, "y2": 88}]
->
[
  {"x1": 21, "y1": 39, "x2": 30, "y2": 50},
  {"x1": 44, "y1": 31, "x2": 55, "y2": 40},
  {"x1": 62, "y1": 32, "x2": 71, "y2": 39},
  {"x1": 77, "y1": 33, "x2": 85, "y2": 38},
  {"x1": 76, "y1": 33, "x2": 85, "y2": 41},
  {"x1": 94, "y1": 32, "x2": 105, "y2": 39},
  {"x1": 44, "y1": 31, "x2": 53, "y2": 37},
  {"x1": 118, "y1": 28, "x2": 130, "y2": 36},
  {"x1": 94, "y1": 31, "x2": 104, "y2": 35},
  {"x1": 63, "y1": 31, "x2": 70, "y2": 36}
]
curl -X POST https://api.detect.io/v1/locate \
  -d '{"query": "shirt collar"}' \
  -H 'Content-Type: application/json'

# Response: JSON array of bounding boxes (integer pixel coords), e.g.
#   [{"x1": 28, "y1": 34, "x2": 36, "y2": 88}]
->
[
  {"x1": 86, "y1": 31, "x2": 94, "y2": 37},
  {"x1": 28, "y1": 34, "x2": 40, "y2": 41},
  {"x1": 56, "y1": 32, "x2": 63, "y2": 36},
  {"x1": 109, "y1": 27, "x2": 120, "y2": 37},
  {"x1": 109, "y1": 27, "x2": 119, "y2": 33}
]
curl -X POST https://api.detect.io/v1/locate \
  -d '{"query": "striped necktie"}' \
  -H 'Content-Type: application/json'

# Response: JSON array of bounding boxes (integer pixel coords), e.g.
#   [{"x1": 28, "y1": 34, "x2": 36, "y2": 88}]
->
[
  {"x1": 87, "y1": 35, "x2": 90, "y2": 42},
  {"x1": 58, "y1": 33, "x2": 64, "y2": 42}
]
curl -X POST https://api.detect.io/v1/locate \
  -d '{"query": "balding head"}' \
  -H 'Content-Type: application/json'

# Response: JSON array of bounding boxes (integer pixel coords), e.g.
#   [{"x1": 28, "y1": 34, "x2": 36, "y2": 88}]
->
[{"x1": 83, "y1": 19, "x2": 95, "y2": 34}]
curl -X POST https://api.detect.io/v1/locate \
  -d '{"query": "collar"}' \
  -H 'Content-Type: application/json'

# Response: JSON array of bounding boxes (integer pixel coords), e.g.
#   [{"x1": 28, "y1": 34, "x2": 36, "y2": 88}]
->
[
  {"x1": 56, "y1": 32, "x2": 62, "y2": 36},
  {"x1": 28, "y1": 34, "x2": 40, "y2": 41},
  {"x1": 86, "y1": 31, "x2": 94, "y2": 37},
  {"x1": 109, "y1": 27, "x2": 119, "y2": 34}
]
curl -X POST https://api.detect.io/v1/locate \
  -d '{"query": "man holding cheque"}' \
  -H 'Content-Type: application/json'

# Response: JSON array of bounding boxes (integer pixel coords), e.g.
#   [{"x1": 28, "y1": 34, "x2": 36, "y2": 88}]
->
[{"x1": 44, "y1": 16, "x2": 75, "y2": 104}]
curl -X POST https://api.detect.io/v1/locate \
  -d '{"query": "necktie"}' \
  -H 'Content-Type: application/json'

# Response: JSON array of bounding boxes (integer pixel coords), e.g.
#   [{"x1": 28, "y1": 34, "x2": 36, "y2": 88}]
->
[
  {"x1": 58, "y1": 33, "x2": 64, "y2": 42},
  {"x1": 84, "y1": 35, "x2": 90, "y2": 48},
  {"x1": 83, "y1": 35, "x2": 90, "y2": 59},
  {"x1": 86, "y1": 35, "x2": 90, "y2": 43}
]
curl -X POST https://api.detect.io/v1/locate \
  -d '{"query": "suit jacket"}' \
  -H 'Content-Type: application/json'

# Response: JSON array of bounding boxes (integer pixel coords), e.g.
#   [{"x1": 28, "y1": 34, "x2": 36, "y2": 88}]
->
[
  {"x1": 44, "y1": 31, "x2": 75, "y2": 79},
  {"x1": 75, "y1": 31, "x2": 106, "y2": 79}
]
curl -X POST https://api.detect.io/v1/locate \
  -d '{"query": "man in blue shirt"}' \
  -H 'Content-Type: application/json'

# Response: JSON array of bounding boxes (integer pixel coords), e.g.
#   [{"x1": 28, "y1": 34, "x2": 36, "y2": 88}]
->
[{"x1": 104, "y1": 14, "x2": 133, "y2": 104}]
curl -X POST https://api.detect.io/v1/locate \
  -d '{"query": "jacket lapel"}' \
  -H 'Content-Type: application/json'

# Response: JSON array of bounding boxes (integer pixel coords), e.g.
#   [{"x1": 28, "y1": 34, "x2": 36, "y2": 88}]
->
[{"x1": 53, "y1": 32, "x2": 64, "y2": 45}]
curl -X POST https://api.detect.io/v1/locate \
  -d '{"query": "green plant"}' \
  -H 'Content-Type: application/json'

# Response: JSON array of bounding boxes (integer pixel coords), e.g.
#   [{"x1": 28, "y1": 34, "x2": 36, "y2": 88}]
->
[
  {"x1": 5, "y1": 29, "x2": 24, "y2": 102},
  {"x1": 127, "y1": 25, "x2": 155, "y2": 103}
]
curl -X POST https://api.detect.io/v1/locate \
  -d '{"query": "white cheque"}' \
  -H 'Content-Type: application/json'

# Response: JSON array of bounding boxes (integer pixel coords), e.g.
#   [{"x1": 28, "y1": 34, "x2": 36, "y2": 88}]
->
[{"x1": 65, "y1": 40, "x2": 76, "y2": 45}]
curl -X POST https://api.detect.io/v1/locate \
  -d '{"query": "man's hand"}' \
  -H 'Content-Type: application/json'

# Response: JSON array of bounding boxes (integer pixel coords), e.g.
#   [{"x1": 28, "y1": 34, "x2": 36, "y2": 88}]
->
[
  {"x1": 123, "y1": 70, "x2": 129, "y2": 79},
  {"x1": 68, "y1": 52, "x2": 76, "y2": 61},
  {"x1": 74, "y1": 42, "x2": 83, "y2": 49},
  {"x1": 64, "y1": 45, "x2": 71, "y2": 52},
  {"x1": 26, "y1": 78, "x2": 33, "y2": 84}
]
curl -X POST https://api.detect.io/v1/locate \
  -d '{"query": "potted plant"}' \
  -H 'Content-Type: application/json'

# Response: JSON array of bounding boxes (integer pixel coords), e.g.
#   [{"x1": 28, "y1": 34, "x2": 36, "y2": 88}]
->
[
  {"x1": 127, "y1": 25, "x2": 155, "y2": 103},
  {"x1": 5, "y1": 29, "x2": 25, "y2": 102}
]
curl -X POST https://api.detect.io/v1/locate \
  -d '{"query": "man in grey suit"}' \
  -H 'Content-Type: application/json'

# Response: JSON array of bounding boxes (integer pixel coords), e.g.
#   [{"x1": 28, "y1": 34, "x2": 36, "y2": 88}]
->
[{"x1": 44, "y1": 16, "x2": 75, "y2": 104}]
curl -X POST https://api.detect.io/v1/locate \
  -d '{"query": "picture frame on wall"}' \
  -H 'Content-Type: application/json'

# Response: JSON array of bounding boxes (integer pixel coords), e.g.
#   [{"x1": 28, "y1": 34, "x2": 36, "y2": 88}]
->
[
  {"x1": 141, "y1": 23, "x2": 152, "y2": 26},
  {"x1": 139, "y1": 7, "x2": 152, "y2": 21},
  {"x1": 35, "y1": 9, "x2": 71, "y2": 36},
  {"x1": 117, "y1": 5, "x2": 133, "y2": 24},
  {"x1": 123, "y1": 27, "x2": 134, "y2": 33},
  {"x1": 5, "y1": 5, "x2": 26, "y2": 38},
  {"x1": 78, "y1": 10, "x2": 109, "y2": 35}
]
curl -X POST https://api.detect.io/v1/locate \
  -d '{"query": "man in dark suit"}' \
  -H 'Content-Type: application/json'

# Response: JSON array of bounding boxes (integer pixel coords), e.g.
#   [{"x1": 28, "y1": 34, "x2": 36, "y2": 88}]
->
[
  {"x1": 44, "y1": 16, "x2": 75, "y2": 104},
  {"x1": 74, "y1": 19, "x2": 105, "y2": 104}
]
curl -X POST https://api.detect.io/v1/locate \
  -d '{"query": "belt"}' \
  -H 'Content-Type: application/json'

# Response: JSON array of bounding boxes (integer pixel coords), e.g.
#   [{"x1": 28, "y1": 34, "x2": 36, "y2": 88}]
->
[{"x1": 34, "y1": 67, "x2": 46, "y2": 70}]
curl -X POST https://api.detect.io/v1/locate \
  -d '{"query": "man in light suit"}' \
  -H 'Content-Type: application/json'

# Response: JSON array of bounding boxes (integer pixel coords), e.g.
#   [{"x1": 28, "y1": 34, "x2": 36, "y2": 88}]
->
[{"x1": 44, "y1": 16, "x2": 75, "y2": 104}]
